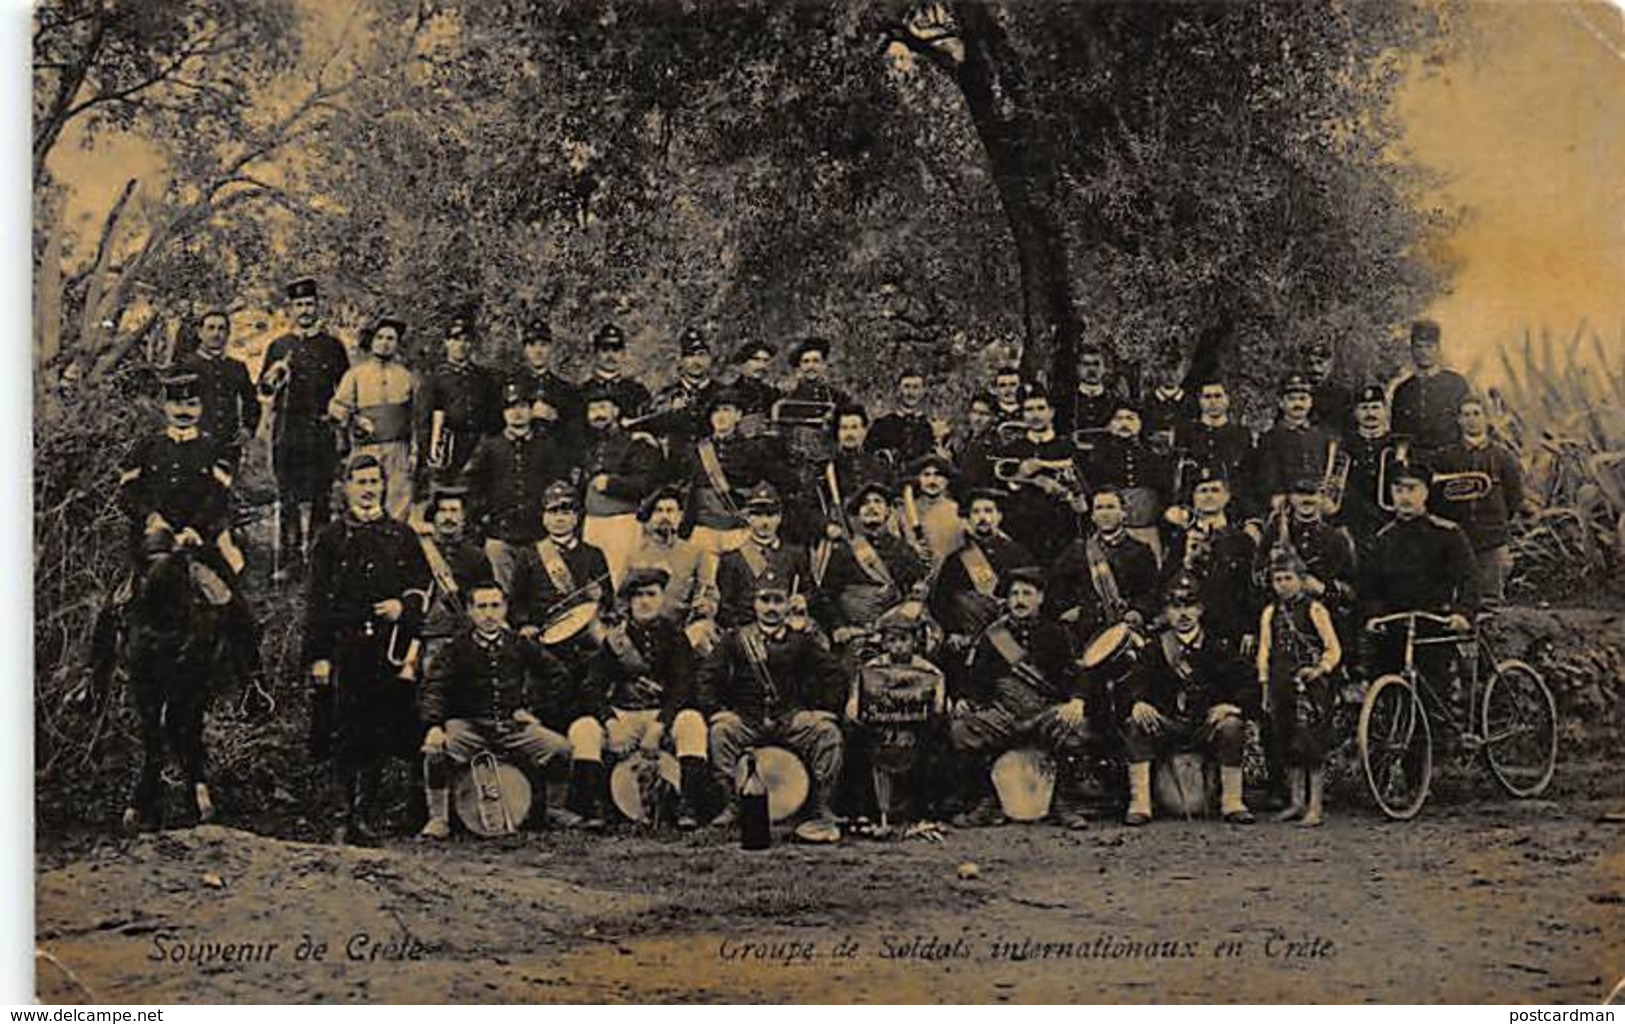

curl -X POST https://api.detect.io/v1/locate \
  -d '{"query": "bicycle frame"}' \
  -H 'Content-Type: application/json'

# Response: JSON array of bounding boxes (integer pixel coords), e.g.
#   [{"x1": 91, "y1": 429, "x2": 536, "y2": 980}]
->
[{"x1": 1378, "y1": 612, "x2": 1492, "y2": 750}]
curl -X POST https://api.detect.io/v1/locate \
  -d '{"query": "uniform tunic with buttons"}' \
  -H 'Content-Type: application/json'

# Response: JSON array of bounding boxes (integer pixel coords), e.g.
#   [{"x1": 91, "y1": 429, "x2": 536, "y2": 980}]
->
[
  {"x1": 420, "y1": 626, "x2": 570, "y2": 727},
  {"x1": 259, "y1": 329, "x2": 350, "y2": 501},
  {"x1": 117, "y1": 429, "x2": 233, "y2": 543},
  {"x1": 1173, "y1": 418, "x2": 1257, "y2": 515},
  {"x1": 417, "y1": 361, "x2": 502, "y2": 482},
  {"x1": 1362, "y1": 514, "x2": 1481, "y2": 618},
  {"x1": 583, "y1": 616, "x2": 697, "y2": 725},
  {"x1": 179, "y1": 350, "x2": 259, "y2": 467},
  {"x1": 1391, "y1": 368, "x2": 1471, "y2": 456},
  {"x1": 464, "y1": 429, "x2": 575, "y2": 545},
  {"x1": 1255, "y1": 420, "x2": 1337, "y2": 502}
]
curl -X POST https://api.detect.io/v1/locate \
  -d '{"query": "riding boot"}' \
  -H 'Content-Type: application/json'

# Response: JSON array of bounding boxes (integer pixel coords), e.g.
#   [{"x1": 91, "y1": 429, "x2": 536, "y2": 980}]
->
[
  {"x1": 676, "y1": 755, "x2": 708, "y2": 830},
  {"x1": 419, "y1": 754, "x2": 451, "y2": 840},
  {"x1": 1221, "y1": 765, "x2": 1254, "y2": 824},
  {"x1": 1124, "y1": 760, "x2": 1153, "y2": 826}
]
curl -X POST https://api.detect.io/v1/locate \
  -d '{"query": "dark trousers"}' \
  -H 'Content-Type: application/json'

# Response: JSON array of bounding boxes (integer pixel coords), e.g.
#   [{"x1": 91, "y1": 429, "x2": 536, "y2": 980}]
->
[
  {"x1": 1124, "y1": 712, "x2": 1246, "y2": 767},
  {"x1": 129, "y1": 666, "x2": 209, "y2": 813}
]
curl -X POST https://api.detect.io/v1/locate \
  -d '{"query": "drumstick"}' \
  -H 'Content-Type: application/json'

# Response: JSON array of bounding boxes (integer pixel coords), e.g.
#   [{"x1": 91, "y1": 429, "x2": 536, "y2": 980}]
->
[{"x1": 541, "y1": 571, "x2": 614, "y2": 617}]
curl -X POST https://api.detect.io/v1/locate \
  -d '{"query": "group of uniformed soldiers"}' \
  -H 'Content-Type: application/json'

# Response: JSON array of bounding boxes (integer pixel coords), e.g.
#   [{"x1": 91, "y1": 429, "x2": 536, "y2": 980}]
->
[{"x1": 91, "y1": 276, "x2": 1525, "y2": 843}]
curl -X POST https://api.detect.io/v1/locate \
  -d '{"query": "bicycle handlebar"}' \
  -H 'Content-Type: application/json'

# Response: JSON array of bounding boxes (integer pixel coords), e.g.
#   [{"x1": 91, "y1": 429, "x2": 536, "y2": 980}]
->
[{"x1": 1365, "y1": 610, "x2": 1465, "y2": 631}]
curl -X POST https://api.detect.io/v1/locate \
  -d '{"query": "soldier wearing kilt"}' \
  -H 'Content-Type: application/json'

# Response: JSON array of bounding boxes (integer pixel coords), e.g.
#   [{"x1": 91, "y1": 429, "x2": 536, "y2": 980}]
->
[{"x1": 1257, "y1": 550, "x2": 1343, "y2": 828}]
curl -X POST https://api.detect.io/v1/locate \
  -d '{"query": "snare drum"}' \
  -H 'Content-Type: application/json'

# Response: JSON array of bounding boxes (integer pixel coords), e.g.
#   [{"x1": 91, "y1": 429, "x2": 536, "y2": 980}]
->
[
  {"x1": 1081, "y1": 622, "x2": 1145, "y2": 693},
  {"x1": 539, "y1": 601, "x2": 601, "y2": 646}
]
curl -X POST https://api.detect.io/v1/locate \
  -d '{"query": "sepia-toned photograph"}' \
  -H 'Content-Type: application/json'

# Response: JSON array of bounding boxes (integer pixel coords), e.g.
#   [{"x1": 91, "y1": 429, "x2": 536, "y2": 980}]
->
[{"x1": 28, "y1": 0, "x2": 1625, "y2": 1005}]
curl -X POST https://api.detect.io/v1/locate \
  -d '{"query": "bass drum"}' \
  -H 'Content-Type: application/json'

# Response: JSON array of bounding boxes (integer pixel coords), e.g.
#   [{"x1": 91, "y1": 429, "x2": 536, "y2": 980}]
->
[
  {"x1": 453, "y1": 754, "x2": 533, "y2": 837},
  {"x1": 991, "y1": 747, "x2": 1056, "y2": 822},
  {"x1": 734, "y1": 745, "x2": 809, "y2": 823},
  {"x1": 1154, "y1": 752, "x2": 1213, "y2": 818},
  {"x1": 609, "y1": 751, "x2": 682, "y2": 824}
]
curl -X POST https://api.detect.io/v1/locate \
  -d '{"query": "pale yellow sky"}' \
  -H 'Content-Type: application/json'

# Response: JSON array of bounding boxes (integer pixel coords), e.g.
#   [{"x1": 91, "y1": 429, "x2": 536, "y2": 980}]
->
[
  {"x1": 1399, "y1": 0, "x2": 1625, "y2": 377},
  {"x1": 45, "y1": 1, "x2": 1625, "y2": 382}
]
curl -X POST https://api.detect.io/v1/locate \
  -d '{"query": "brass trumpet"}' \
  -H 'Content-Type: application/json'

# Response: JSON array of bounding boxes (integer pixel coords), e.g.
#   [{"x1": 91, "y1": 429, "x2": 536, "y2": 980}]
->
[
  {"x1": 426, "y1": 409, "x2": 455, "y2": 470},
  {"x1": 1319, "y1": 440, "x2": 1352, "y2": 514},
  {"x1": 769, "y1": 398, "x2": 836, "y2": 431},
  {"x1": 991, "y1": 456, "x2": 1078, "y2": 486}
]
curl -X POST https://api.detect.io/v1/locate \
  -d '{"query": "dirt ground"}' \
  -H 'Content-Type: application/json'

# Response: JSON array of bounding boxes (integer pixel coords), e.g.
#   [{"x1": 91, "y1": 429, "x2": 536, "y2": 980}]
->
[{"x1": 34, "y1": 772, "x2": 1625, "y2": 1005}]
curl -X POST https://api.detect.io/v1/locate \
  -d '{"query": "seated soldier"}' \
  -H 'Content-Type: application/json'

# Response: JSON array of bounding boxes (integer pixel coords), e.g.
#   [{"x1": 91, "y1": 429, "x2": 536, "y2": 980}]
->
[
  {"x1": 823, "y1": 482, "x2": 928, "y2": 659},
  {"x1": 949, "y1": 567, "x2": 1096, "y2": 830},
  {"x1": 700, "y1": 571, "x2": 848, "y2": 844},
  {"x1": 567, "y1": 568, "x2": 710, "y2": 829},
  {"x1": 418, "y1": 581, "x2": 573, "y2": 839},
  {"x1": 1123, "y1": 575, "x2": 1255, "y2": 826},
  {"x1": 1047, "y1": 487, "x2": 1160, "y2": 643},
  {"x1": 844, "y1": 604, "x2": 947, "y2": 834},
  {"x1": 510, "y1": 481, "x2": 615, "y2": 693}
]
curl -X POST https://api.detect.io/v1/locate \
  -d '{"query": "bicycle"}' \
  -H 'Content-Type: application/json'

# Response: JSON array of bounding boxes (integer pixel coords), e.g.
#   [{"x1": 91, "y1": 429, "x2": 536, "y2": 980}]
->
[{"x1": 1356, "y1": 611, "x2": 1557, "y2": 820}]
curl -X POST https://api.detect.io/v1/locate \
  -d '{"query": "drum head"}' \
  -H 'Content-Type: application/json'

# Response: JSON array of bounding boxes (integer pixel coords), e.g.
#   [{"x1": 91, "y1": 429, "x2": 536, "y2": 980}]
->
[
  {"x1": 1082, "y1": 623, "x2": 1131, "y2": 669},
  {"x1": 736, "y1": 746, "x2": 809, "y2": 823},
  {"x1": 540, "y1": 602, "x2": 598, "y2": 645},
  {"x1": 1154, "y1": 752, "x2": 1213, "y2": 818},
  {"x1": 609, "y1": 752, "x2": 681, "y2": 823},
  {"x1": 453, "y1": 760, "x2": 533, "y2": 837},
  {"x1": 991, "y1": 747, "x2": 1055, "y2": 822}
]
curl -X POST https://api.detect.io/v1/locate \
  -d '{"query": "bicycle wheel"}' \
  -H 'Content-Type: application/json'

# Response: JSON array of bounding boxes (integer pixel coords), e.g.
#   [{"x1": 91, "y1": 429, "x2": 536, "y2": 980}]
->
[
  {"x1": 1481, "y1": 658, "x2": 1558, "y2": 797},
  {"x1": 1357, "y1": 674, "x2": 1433, "y2": 820}
]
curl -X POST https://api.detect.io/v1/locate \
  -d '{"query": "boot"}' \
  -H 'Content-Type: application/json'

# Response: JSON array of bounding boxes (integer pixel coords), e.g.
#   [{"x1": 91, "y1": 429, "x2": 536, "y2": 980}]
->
[
  {"x1": 1124, "y1": 761, "x2": 1153, "y2": 826},
  {"x1": 1048, "y1": 759, "x2": 1090, "y2": 830},
  {"x1": 793, "y1": 787, "x2": 841, "y2": 844},
  {"x1": 1221, "y1": 765, "x2": 1254, "y2": 824},
  {"x1": 1300, "y1": 767, "x2": 1325, "y2": 828},
  {"x1": 1275, "y1": 767, "x2": 1306, "y2": 822},
  {"x1": 419, "y1": 756, "x2": 451, "y2": 840},
  {"x1": 194, "y1": 783, "x2": 216, "y2": 825},
  {"x1": 563, "y1": 759, "x2": 606, "y2": 830},
  {"x1": 676, "y1": 756, "x2": 707, "y2": 830}
]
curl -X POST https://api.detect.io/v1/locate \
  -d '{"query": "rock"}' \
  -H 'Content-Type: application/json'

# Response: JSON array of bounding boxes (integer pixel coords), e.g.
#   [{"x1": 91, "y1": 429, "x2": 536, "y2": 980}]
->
[
  {"x1": 956, "y1": 861, "x2": 980, "y2": 881},
  {"x1": 201, "y1": 872, "x2": 225, "y2": 889}
]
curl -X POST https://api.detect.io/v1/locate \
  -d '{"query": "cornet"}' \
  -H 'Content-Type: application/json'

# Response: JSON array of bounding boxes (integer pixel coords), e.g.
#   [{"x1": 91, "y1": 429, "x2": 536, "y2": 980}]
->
[
  {"x1": 260, "y1": 355, "x2": 292, "y2": 394},
  {"x1": 1319, "y1": 440, "x2": 1352, "y2": 515},
  {"x1": 426, "y1": 409, "x2": 455, "y2": 470}
]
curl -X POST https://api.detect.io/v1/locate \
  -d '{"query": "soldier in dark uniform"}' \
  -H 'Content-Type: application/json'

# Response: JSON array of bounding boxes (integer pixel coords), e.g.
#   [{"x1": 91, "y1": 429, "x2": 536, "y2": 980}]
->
[
  {"x1": 411, "y1": 486, "x2": 495, "y2": 679},
  {"x1": 807, "y1": 404, "x2": 894, "y2": 549},
  {"x1": 1256, "y1": 374, "x2": 1338, "y2": 514},
  {"x1": 949, "y1": 393, "x2": 1000, "y2": 487},
  {"x1": 927, "y1": 488, "x2": 1036, "y2": 646},
  {"x1": 577, "y1": 381, "x2": 664, "y2": 585},
  {"x1": 416, "y1": 314, "x2": 501, "y2": 493},
  {"x1": 1173, "y1": 378, "x2": 1257, "y2": 521},
  {"x1": 1430, "y1": 394, "x2": 1526, "y2": 604},
  {"x1": 867, "y1": 368, "x2": 938, "y2": 467},
  {"x1": 821, "y1": 482, "x2": 929, "y2": 657},
  {"x1": 984, "y1": 366, "x2": 1028, "y2": 435},
  {"x1": 179, "y1": 309, "x2": 259, "y2": 470},
  {"x1": 669, "y1": 386, "x2": 799, "y2": 555},
  {"x1": 643, "y1": 326, "x2": 720, "y2": 449},
  {"x1": 570, "y1": 567, "x2": 710, "y2": 828},
  {"x1": 1162, "y1": 467, "x2": 1260, "y2": 649},
  {"x1": 304, "y1": 453, "x2": 434, "y2": 845},
  {"x1": 1304, "y1": 341, "x2": 1355, "y2": 440},
  {"x1": 582, "y1": 323, "x2": 652, "y2": 424},
  {"x1": 712, "y1": 482, "x2": 817, "y2": 630},
  {"x1": 1061, "y1": 347, "x2": 1130, "y2": 439},
  {"x1": 781, "y1": 337, "x2": 855, "y2": 462},
  {"x1": 509, "y1": 481, "x2": 615, "y2": 671},
  {"x1": 949, "y1": 567, "x2": 1097, "y2": 830},
  {"x1": 259, "y1": 277, "x2": 350, "y2": 580},
  {"x1": 416, "y1": 580, "x2": 573, "y2": 838},
  {"x1": 1140, "y1": 361, "x2": 1196, "y2": 454},
  {"x1": 725, "y1": 340, "x2": 780, "y2": 436},
  {"x1": 1047, "y1": 488, "x2": 1160, "y2": 644},
  {"x1": 513, "y1": 315, "x2": 580, "y2": 441},
  {"x1": 1080, "y1": 404, "x2": 1171, "y2": 562},
  {"x1": 1122, "y1": 575, "x2": 1256, "y2": 826},
  {"x1": 1341, "y1": 384, "x2": 1404, "y2": 564},
  {"x1": 1391, "y1": 319, "x2": 1472, "y2": 459},
  {"x1": 463, "y1": 380, "x2": 575, "y2": 594},
  {"x1": 1255, "y1": 476, "x2": 1358, "y2": 630},
  {"x1": 978, "y1": 386, "x2": 1078, "y2": 565},
  {"x1": 700, "y1": 571, "x2": 848, "y2": 843}
]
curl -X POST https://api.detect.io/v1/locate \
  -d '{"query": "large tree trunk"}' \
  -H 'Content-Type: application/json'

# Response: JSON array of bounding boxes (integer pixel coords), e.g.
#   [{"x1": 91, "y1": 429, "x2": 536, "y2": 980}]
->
[{"x1": 948, "y1": 3, "x2": 1081, "y2": 394}]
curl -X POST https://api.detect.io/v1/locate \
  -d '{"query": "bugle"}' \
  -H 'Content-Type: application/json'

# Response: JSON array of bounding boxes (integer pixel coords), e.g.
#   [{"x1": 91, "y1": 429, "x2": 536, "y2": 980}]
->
[
  {"x1": 1319, "y1": 440, "x2": 1351, "y2": 514},
  {"x1": 260, "y1": 355, "x2": 293, "y2": 394},
  {"x1": 427, "y1": 409, "x2": 454, "y2": 470}
]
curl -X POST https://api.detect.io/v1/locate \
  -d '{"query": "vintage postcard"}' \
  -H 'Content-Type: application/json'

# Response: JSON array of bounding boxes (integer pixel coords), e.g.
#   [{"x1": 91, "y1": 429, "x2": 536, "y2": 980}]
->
[{"x1": 30, "y1": 0, "x2": 1624, "y2": 1004}]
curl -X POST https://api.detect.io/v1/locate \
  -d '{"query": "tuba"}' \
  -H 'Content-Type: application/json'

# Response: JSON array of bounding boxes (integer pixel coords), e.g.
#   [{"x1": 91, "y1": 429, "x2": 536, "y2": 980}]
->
[{"x1": 1433, "y1": 471, "x2": 1494, "y2": 503}]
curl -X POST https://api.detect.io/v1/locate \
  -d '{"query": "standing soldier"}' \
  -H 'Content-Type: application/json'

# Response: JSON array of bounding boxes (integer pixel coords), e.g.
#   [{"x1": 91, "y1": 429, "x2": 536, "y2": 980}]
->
[
  {"x1": 1162, "y1": 467, "x2": 1260, "y2": 649},
  {"x1": 570, "y1": 567, "x2": 711, "y2": 829},
  {"x1": 699, "y1": 571, "x2": 849, "y2": 843},
  {"x1": 1062, "y1": 347, "x2": 1129, "y2": 440},
  {"x1": 725, "y1": 340, "x2": 780, "y2": 437},
  {"x1": 416, "y1": 580, "x2": 573, "y2": 839},
  {"x1": 1391, "y1": 319, "x2": 1472, "y2": 459},
  {"x1": 464, "y1": 380, "x2": 575, "y2": 594},
  {"x1": 898, "y1": 453, "x2": 964, "y2": 571},
  {"x1": 577, "y1": 382, "x2": 664, "y2": 586},
  {"x1": 808, "y1": 404, "x2": 894, "y2": 553},
  {"x1": 180, "y1": 309, "x2": 259, "y2": 471},
  {"x1": 1340, "y1": 384, "x2": 1402, "y2": 564},
  {"x1": 513, "y1": 315, "x2": 580, "y2": 441},
  {"x1": 328, "y1": 316, "x2": 416, "y2": 521},
  {"x1": 259, "y1": 277, "x2": 350, "y2": 581},
  {"x1": 1140, "y1": 362, "x2": 1195, "y2": 454},
  {"x1": 1255, "y1": 374, "x2": 1338, "y2": 515},
  {"x1": 1081, "y1": 404, "x2": 1171, "y2": 562},
  {"x1": 643, "y1": 326, "x2": 720, "y2": 449},
  {"x1": 1304, "y1": 341, "x2": 1355, "y2": 440},
  {"x1": 304, "y1": 454, "x2": 433, "y2": 845},
  {"x1": 1255, "y1": 476, "x2": 1358, "y2": 630},
  {"x1": 670, "y1": 387, "x2": 797, "y2": 556},
  {"x1": 416, "y1": 315, "x2": 502, "y2": 495},
  {"x1": 981, "y1": 385, "x2": 1078, "y2": 566},
  {"x1": 583, "y1": 323, "x2": 652, "y2": 424},
  {"x1": 1430, "y1": 394, "x2": 1525, "y2": 604},
  {"x1": 412, "y1": 486, "x2": 495, "y2": 679},
  {"x1": 950, "y1": 394, "x2": 999, "y2": 478},
  {"x1": 781, "y1": 337, "x2": 854, "y2": 462},
  {"x1": 867, "y1": 368, "x2": 938, "y2": 467},
  {"x1": 984, "y1": 366, "x2": 1028, "y2": 435},
  {"x1": 1172, "y1": 378, "x2": 1257, "y2": 521},
  {"x1": 821, "y1": 483, "x2": 929, "y2": 657}
]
